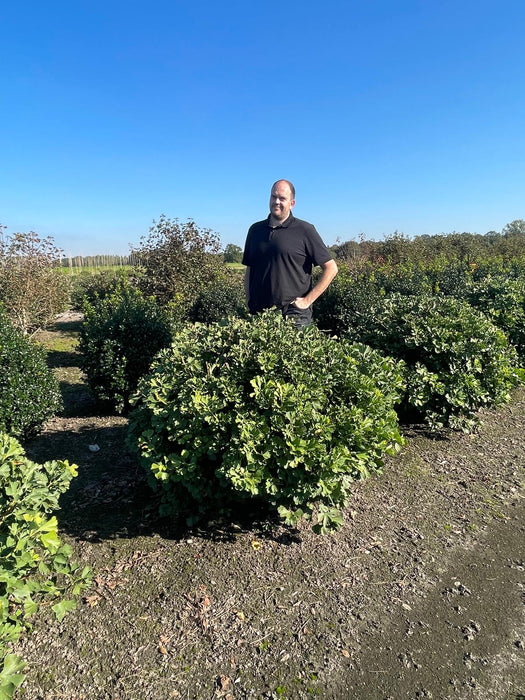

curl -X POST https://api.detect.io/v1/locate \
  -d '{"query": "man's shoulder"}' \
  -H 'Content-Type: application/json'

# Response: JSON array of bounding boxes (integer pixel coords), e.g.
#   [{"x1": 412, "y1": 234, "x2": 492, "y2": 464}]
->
[
  {"x1": 248, "y1": 217, "x2": 270, "y2": 232},
  {"x1": 288, "y1": 216, "x2": 318, "y2": 234}
]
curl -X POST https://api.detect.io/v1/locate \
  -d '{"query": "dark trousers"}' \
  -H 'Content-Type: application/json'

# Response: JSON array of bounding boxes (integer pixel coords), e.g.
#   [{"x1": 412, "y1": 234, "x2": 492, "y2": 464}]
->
[{"x1": 281, "y1": 303, "x2": 313, "y2": 328}]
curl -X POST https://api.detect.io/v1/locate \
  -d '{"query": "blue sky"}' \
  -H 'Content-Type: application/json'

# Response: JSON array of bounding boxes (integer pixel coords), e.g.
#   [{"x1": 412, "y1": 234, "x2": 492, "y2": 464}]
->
[{"x1": 1, "y1": 1, "x2": 524, "y2": 255}]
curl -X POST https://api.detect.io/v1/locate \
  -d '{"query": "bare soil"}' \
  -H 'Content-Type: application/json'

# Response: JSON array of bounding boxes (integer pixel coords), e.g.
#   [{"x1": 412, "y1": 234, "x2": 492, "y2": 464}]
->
[{"x1": 13, "y1": 312, "x2": 525, "y2": 699}]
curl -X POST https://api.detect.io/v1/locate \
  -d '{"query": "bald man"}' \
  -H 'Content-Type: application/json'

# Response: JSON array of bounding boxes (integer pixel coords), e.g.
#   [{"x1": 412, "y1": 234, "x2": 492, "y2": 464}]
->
[{"x1": 242, "y1": 179, "x2": 338, "y2": 327}]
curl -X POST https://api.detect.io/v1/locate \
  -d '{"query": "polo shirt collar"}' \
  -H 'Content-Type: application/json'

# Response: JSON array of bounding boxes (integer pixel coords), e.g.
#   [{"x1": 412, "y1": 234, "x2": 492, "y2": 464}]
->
[{"x1": 267, "y1": 214, "x2": 294, "y2": 229}]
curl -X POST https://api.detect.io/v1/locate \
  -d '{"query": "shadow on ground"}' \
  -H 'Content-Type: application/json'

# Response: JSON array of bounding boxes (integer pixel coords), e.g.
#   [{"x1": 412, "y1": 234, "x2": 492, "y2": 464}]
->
[
  {"x1": 25, "y1": 421, "x2": 300, "y2": 547},
  {"x1": 49, "y1": 318, "x2": 83, "y2": 334},
  {"x1": 46, "y1": 348, "x2": 81, "y2": 368}
]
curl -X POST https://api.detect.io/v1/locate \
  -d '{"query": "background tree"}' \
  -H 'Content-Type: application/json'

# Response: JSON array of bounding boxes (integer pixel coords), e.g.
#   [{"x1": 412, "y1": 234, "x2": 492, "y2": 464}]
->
[
  {"x1": 131, "y1": 216, "x2": 222, "y2": 310},
  {"x1": 502, "y1": 219, "x2": 525, "y2": 237},
  {"x1": 330, "y1": 239, "x2": 361, "y2": 263},
  {"x1": 223, "y1": 243, "x2": 243, "y2": 264},
  {"x1": 0, "y1": 227, "x2": 70, "y2": 333}
]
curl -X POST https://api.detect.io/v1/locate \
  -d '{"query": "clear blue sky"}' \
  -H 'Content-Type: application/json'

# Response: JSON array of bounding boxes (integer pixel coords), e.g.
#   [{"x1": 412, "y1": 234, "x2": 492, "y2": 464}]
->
[{"x1": 1, "y1": 1, "x2": 524, "y2": 256}]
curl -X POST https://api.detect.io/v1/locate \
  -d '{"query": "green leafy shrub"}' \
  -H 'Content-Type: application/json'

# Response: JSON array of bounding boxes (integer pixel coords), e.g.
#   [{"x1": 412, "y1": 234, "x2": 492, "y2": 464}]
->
[
  {"x1": 132, "y1": 216, "x2": 223, "y2": 308},
  {"x1": 78, "y1": 284, "x2": 172, "y2": 413},
  {"x1": 314, "y1": 268, "x2": 383, "y2": 337},
  {"x1": 0, "y1": 229, "x2": 70, "y2": 334},
  {"x1": 70, "y1": 268, "x2": 136, "y2": 311},
  {"x1": 128, "y1": 312, "x2": 405, "y2": 532},
  {"x1": 344, "y1": 293, "x2": 523, "y2": 431},
  {"x1": 372, "y1": 262, "x2": 434, "y2": 297},
  {"x1": 0, "y1": 308, "x2": 62, "y2": 440},
  {"x1": 188, "y1": 273, "x2": 248, "y2": 323},
  {"x1": 0, "y1": 433, "x2": 91, "y2": 699},
  {"x1": 462, "y1": 276, "x2": 525, "y2": 360}
]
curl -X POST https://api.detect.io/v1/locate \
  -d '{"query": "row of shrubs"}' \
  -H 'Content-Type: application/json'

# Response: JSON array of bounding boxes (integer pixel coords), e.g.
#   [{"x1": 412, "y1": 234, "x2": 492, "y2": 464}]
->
[
  {"x1": 2, "y1": 258, "x2": 524, "y2": 529},
  {"x1": 314, "y1": 259, "x2": 525, "y2": 361},
  {"x1": 1, "y1": 252, "x2": 524, "y2": 693},
  {"x1": 70, "y1": 263, "x2": 524, "y2": 532},
  {"x1": 1, "y1": 224, "x2": 522, "y2": 695},
  {"x1": 2, "y1": 256, "x2": 525, "y2": 532},
  {"x1": 0, "y1": 308, "x2": 90, "y2": 696},
  {"x1": 77, "y1": 264, "x2": 525, "y2": 422}
]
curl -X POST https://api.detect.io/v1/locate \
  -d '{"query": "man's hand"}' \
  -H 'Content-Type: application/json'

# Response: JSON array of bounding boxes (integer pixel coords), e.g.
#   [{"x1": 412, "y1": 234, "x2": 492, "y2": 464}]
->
[{"x1": 291, "y1": 297, "x2": 311, "y2": 310}]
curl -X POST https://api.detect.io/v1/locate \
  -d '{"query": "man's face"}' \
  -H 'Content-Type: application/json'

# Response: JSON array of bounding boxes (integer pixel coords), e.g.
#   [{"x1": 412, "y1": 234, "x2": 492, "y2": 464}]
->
[{"x1": 269, "y1": 181, "x2": 295, "y2": 223}]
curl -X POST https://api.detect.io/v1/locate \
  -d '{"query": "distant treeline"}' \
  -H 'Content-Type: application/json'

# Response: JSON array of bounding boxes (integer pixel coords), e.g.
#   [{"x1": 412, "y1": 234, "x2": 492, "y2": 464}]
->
[
  {"x1": 60, "y1": 219, "x2": 525, "y2": 269},
  {"x1": 60, "y1": 253, "x2": 141, "y2": 268},
  {"x1": 330, "y1": 219, "x2": 525, "y2": 266}
]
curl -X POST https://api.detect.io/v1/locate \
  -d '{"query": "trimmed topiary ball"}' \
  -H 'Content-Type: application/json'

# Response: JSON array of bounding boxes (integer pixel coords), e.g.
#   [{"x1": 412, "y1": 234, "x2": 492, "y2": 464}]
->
[
  {"x1": 78, "y1": 283, "x2": 172, "y2": 414},
  {"x1": 344, "y1": 293, "x2": 524, "y2": 431},
  {"x1": 128, "y1": 311, "x2": 405, "y2": 532},
  {"x1": 0, "y1": 307, "x2": 62, "y2": 440}
]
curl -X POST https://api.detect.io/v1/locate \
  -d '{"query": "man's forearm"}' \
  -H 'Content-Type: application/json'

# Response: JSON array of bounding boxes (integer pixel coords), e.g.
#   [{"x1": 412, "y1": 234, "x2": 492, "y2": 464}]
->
[{"x1": 299, "y1": 259, "x2": 338, "y2": 307}]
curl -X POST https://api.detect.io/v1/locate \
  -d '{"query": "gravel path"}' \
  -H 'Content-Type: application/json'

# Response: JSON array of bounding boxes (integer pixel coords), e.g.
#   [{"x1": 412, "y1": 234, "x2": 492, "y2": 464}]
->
[{"x1": 13, "y1": 315, "x2": 525, "y2": 699}]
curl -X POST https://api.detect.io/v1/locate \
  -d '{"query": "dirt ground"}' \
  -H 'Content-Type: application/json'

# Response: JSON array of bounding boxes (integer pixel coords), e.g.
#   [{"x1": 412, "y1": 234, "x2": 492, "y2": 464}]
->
[{"x1": 13, "y1": 312, "x2": 525, "y2": 699}]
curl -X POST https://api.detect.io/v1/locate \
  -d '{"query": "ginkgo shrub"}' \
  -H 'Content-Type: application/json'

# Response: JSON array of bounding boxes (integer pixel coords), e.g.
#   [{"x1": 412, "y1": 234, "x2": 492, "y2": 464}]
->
[
  {"x1": 128, "y1": 312, "x2": 405, "y2": 533},
  {"x1": 0, "y1": 433, "x2": 91, "y2": 699}
]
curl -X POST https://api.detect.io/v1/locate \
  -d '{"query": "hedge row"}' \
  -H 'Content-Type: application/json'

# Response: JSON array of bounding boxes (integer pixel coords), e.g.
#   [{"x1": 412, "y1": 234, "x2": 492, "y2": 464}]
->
[{"x1": 314, "y1": 260, "x2": 525, "y2": 362}]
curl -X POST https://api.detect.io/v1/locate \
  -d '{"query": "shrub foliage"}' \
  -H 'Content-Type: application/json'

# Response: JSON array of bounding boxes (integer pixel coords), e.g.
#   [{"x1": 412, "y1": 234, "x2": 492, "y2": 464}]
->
[
  {"x1": 0, "y1": 433, "x2": 91, "y2": 698},
  {"x1": 131, "y1": 216, "x2": 222, "y2": 310},
  {"x1": 188, "y1": 271, "x2": 248, "y2": 323},
  {"x1": 79, "y1": 284, "x2": 172, "y2": 413},
  {"x1": 70, "y1": 268, "x2": 135, "y2": 311},
  {"x1": 0, "y1": 229, "x2": 70, "y2": 334},
  {"x1": 128, "y1": 312, "x2": 405, "y2": 532},
  {"x1": 343, "y1": 293, "x2": 523, "y2": 431},
  {"x1": 0, "y1": 308, "x2": 62, "y2": 440},
  {"x1": 461, "y1": 276, "x2": 525, "y2": 360}
]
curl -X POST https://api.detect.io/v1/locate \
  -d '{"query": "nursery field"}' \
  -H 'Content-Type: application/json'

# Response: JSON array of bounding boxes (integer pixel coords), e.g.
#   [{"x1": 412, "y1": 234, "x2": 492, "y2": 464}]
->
[{"x1": 12, "y1": 311, "x2": 525, "y2": 699}]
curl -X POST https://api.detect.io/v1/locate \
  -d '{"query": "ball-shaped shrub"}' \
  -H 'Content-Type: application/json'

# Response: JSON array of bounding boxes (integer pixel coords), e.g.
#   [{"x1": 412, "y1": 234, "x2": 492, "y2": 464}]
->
[
  {"x1": 0, "y1": 307, "x2": 62, "y2": 440},
  {"x1": 188, "y1": 274, "x2": 248, "y2": 323},
  {"x1": 314, "y1": 269, "x2": 383, "y2": 338},
  {"x1": 128, "y1": 312, "x2": 405, "y2": 532},
  {"x1": 346, "y1": 293, "x2": 523, "y2": 431},
  {"x1": 78, "y1": 284, "x2": 172, "y2": 413}
]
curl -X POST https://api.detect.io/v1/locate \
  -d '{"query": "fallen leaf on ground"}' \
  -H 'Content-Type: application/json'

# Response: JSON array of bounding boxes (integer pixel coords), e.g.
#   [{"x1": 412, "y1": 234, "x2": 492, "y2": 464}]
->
[
  {"x1": 84, "y1": 594, "x2": 101, "y2": 607},
  {"x1": 218, "y1": 675, "x2": 231, "y2": 691}
]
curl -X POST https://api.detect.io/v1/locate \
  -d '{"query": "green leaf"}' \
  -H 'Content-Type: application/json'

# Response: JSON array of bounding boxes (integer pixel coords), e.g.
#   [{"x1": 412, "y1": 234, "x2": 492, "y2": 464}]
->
[
  {"x1": 0, "y1": 654, "x2": 26, "y2": 700},
  {"x1": 51, "y1": 599, "x2": 77, "y2": 622}
]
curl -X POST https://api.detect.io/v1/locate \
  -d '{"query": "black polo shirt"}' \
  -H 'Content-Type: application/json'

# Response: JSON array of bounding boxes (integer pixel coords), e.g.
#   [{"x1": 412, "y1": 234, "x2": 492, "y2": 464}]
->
[{"x1": 242, "y1": 214, "x2": 332, "y2": 313}]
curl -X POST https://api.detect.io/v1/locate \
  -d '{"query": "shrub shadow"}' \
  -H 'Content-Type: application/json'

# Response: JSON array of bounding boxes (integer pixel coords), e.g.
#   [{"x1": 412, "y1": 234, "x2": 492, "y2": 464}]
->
[
  {"x1": 47, "y1": 349, "x2": 81, "y2": 368},
  {"x1": 49, "y1": 319, "x2": 83, "y2": 334},
  {"x1": 24, "y1": 423, "x2": 301, "y2": 545},
  {"x1": 58, "y1": 380, "x2": 96, "y2": 418}
]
